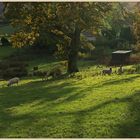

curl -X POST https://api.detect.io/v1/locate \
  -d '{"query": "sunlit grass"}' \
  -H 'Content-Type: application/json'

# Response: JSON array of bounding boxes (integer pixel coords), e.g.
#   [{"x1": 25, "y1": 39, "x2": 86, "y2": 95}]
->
[{"x1": 0, "y1": 65, "x2": 140, "y2": 137}]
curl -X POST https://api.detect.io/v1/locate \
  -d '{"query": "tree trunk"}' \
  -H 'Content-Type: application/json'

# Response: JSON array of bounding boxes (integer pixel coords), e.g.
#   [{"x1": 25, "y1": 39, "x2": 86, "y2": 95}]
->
[{"x1": 67, "y1": 26, "x2": 81, "y2": 73}]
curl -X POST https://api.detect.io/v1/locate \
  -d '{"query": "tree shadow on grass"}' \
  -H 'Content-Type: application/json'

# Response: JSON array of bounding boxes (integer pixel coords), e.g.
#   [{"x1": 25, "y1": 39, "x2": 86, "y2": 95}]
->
[
  {"x1": 42, "y1": 90, "x2": 140, "y2": 138},
  {"x1": 91, "y1": 75, "x2": 140, "y2": 89},
  {"x1": 0, "y1": 80, "x2": 80, "y2": 137},
  {"x1": 117, "y1": 90, "x2": 140, "y2": 138},
  {"x1": 101, "y1": 75, "x2": 140, "y2": 87},
  {"x1": 0, "y1": 80, "x2": 77, "y2": 108},
  {"x1": 0, "y1": 76, "x2": 140, "y2": 137}
]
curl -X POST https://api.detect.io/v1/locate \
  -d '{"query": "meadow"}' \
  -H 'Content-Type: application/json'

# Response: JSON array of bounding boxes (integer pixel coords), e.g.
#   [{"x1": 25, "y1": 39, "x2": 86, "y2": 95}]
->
[{"x1": 0, "y1": 48, "x2": 140, "y2": 138}]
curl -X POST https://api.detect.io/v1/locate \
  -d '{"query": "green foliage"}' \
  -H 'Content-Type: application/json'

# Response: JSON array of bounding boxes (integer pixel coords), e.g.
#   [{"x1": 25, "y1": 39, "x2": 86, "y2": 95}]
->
[
  {"x1": 4, "y1": 2, "x2": 113, "y2": 72},
  {"x1": 130, "y1": 53, "x2": 140, "y2": 64},
  {"x1": 0, "y1": 24, "x2": 16, "y2": 35},
  {"x1": 133, "y1": 64, "x2": 140, "y2": 73},
  {"x1": 119, "y1": 26, "x2": 135, "y2": 43},
  {"x1": 2, "y1": 67, "x2": 28, "y2": 79},
  {"x1": 1, "y1": 36, "x2": 11, "y2": 46},
  {"x1": 0, "y1": 60, "x2": 28, "y2": 79},
  {"x1": 92, "y1": 36, "x2": 112, "y2": 64},
  {"x1": 100, "y1": 3, "x2": 136, "y2": 51}
]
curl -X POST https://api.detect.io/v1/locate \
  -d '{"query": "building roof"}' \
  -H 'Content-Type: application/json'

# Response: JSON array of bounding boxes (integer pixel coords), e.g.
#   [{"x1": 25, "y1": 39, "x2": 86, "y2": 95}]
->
[{"x1": 112, "y1": 50, "x2": 132, "y2": 54}]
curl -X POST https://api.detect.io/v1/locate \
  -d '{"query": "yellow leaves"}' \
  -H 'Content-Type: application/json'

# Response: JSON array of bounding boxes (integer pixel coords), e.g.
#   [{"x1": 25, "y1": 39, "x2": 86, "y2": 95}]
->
[
  {"x1": 24, "y1": 16, "x2": 32, "y2": 25},
  {"x1": 10, "y1": 31, "x2": 38, "y2": 48},
  {"x1": 51, "y1": 29, "x2": 64, "y2": 36}
]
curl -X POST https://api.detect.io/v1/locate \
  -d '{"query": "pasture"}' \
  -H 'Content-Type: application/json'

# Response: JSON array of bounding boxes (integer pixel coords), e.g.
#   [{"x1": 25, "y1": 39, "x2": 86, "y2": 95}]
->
[
  {"x1": 0, "y1": 47, "x2": 140, "y2": 137},
  {"x1": 0, "y1": 1, "x2": 140, "y2": 138}
]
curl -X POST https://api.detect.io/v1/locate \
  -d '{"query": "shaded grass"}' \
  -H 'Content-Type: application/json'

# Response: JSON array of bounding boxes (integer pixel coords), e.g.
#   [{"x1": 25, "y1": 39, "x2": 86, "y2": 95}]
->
[
  {"x1": 0, "y1": 47, "x2": 18, "y2": 60},
  {"x1": 0, "y1": 44, "x2": 140, "y2": 137},
  {"x1": 0, "y1": 72, "x2": 140, "y2": 137}
]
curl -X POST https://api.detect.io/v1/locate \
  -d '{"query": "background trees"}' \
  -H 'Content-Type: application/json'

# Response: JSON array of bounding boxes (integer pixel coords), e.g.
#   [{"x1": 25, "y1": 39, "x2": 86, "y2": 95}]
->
[
  {"x1": 4, "y1": 2, "x2": 112, "y2": 73},
  {"x1": 3, "y1": 2, "x2": 140, "y2": 72}
]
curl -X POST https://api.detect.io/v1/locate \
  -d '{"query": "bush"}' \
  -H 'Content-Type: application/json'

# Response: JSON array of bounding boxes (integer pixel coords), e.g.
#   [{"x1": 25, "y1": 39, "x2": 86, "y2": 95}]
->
[
  {"x1": 133, "y1": 64, "x2": 140, "y2": 73},
  {"x1": 33, "y1": 66, "x2": 38, "y2": 71},
  {"x1": 0, "y1": 62, "x2": 9, "y2": 69},
  {"x1": 0, "y1": 61, "x2": 28, "y2": 79},
  {"x1": 123, "y1": 68, "x2": 136, "y2": 74},
  {"x1": 1, "y1": 37, "x2": 11, "y2": 46},
  {"x1": 2, "y1": 67, "x2": 28, "y2": 79},
  {"x1": 130, "y1": 53, "x2": 140, "y2": 64},
  {"x1": 9, "y1": 61, "x2": 28, "y2": 68},
  {"x1": 78, "y1": 52, "x2": 90, "y2": 59},
  {"x1": 33, "y1": 71, "x2": 47, "y2": 77}
]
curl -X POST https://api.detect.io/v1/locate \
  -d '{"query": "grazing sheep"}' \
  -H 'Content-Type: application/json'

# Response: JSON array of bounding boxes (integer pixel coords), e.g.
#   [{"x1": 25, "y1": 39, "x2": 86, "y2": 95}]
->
[
  {"x1": 7, "y1": 77, "x2": 20, "y2": 87},
  {"x1": 44, "y1": 67, "x2": 62, "y2": 80},
  {"x1": 102, "y1": 68, "x2": 112, "y2": 75}
]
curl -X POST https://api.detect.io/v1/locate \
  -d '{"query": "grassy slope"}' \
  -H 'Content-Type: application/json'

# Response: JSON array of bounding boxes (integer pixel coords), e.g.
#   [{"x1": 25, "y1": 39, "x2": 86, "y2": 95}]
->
[
  {"x1": 0, "y1": 24, "x2": 140, "y2": 138},
  {"x1": 0, "y1": 47, "x2": 18, "y2": 60},
  {"x1": 0, "y1": 50, "x2": 140, "y2": 138}
]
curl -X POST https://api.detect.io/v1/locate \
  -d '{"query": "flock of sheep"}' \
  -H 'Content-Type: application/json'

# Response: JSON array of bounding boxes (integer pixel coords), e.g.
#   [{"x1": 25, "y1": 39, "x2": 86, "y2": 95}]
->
[
  {"x1": 0, "y1": 64, "x2": 137, "y2": 87},
  {"x1": 95, "y1": 65, "x2": 137, "y2": 76},
  {"x1": 1, "y1": 66, "x2": 63, "y2": 87}
]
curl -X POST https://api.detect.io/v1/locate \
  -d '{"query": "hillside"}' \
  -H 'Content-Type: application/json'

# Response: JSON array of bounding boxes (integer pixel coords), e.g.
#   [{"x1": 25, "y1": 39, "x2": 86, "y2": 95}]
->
[
  {"x1": 0, "y1": 48, "x2": 140, "y2": 138},
  {"x1": 0, "y1": 2, "x2": 140, "y2": 138}
]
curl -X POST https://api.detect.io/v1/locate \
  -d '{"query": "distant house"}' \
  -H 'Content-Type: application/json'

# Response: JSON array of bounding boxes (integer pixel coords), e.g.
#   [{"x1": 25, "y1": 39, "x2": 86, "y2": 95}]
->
[{"x1": 111, "y1": 50, "x2": 132, "y2": 65}]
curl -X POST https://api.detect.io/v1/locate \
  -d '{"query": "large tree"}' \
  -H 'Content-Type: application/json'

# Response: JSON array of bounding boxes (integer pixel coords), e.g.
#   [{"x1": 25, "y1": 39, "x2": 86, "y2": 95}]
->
[
  {"x1": 4, "y1": 2, "x2": 112, "y2": 73},
  {"x1": 100, "y1": 3, "x2": 136, "y2": 49}
]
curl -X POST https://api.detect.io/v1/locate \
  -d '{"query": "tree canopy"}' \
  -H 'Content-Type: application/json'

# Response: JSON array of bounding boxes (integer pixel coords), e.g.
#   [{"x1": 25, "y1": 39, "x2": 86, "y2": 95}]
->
[{"x1": 4, "y1": 2, "x2": 113, "y2": 72}]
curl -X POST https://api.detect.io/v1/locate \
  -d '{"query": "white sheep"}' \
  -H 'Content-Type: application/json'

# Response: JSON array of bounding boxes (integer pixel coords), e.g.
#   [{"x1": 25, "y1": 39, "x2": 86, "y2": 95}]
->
[{"x1": 7, "y1": 77, "x2": 20, "y2": 87}]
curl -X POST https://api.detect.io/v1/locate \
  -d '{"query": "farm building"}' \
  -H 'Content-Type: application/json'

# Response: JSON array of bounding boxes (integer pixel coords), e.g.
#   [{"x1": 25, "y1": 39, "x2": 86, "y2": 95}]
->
[{"x1": 111, "y1": 50, "x2": 132, "y2": 65}]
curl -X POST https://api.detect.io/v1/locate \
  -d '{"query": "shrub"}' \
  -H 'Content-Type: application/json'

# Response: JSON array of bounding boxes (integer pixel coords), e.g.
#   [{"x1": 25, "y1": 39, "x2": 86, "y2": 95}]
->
[
  {"x1": 0, "y1": 61, "x2": 28, "y2": 79},
  {"x1": 33, "y1": 71, "x2": 47, "y2": 77},
  {"x1": 78, "y1": 52, "x2": 90, "y2": 59},
  {"x1": 46, "y1": 67, "x2": 62, "y2": 79},
  {"x1": 133, "y1": 64, "x2": 140, "y2": 73},
  {"x1": 1, "y1": 37, "x2": 11, "y2": 46},
  {"x1": 33, "y1": 66, "x2": 38, "y2": 71},
  {"x1": 2, "y1": 67, "x2": 28, "y2": 79},
  {"x1": 0, "y1": 62, "x2": 9, "y2": 70},
  {"x1": 9, "y1": 61, "x2": 28, "y2": 68},
  {"x1": 130, "y1": 53, "x2": 140, "y2": 64},
  {"x1": 59, "y1": 61, "x2": 68, "y2": 69}
]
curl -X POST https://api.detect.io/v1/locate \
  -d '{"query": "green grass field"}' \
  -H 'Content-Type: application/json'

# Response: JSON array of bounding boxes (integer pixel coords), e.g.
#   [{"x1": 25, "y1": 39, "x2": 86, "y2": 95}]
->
[
  {"x1": 0, "y1": 47, "x2": 18, "y2": 59},
  {"x1": 0, "y1": 47, "x2": 140, "y2": 138}
]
